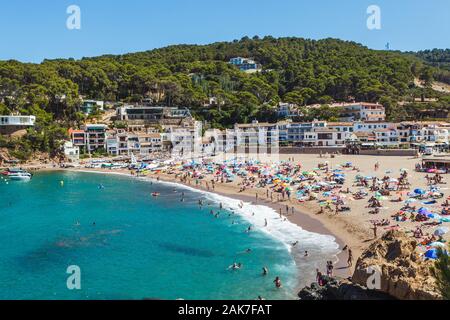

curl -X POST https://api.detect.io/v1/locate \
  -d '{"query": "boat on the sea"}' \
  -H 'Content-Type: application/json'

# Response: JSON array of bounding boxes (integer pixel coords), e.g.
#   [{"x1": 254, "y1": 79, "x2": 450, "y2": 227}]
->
[{"x1": 1, "y1": 168, "x2": 32, "y2": 181}]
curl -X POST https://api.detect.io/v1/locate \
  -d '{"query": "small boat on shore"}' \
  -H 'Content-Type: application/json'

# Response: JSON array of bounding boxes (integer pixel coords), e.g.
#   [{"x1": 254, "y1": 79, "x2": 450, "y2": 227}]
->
[{"x1": 1, "y1": 168, "x2": 33, "y2": 181}]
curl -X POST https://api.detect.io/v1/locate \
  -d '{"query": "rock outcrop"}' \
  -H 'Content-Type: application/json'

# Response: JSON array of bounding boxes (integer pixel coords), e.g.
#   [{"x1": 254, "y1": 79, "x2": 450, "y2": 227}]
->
[
  {"x1": 0, "y1": 148, "x2": 12, "y2": 165},
  {"x1": 352, "y1": 230, "x2": 441, "y2": 300},
  {"x1": 298, "y1": 277, "x2": 394, "y2": 300}
]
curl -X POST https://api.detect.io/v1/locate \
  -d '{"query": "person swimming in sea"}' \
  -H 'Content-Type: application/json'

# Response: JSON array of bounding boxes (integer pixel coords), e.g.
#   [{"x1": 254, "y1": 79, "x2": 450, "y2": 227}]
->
[
  {"x1": 292, "y1": 241, "x2": 299, "y2": 247},
  {"x1": 262, "y1": 267, "x2": 269, "y2": 276},
  {"x1": 273, "y1": 276, "x2": 282, "y2": 288},
  {"x1": 98, "y1": 184, "x2": 105, "y2": 189},
  {"x1": 228, "y1": 262, "x2": 242, "y2": 270}
]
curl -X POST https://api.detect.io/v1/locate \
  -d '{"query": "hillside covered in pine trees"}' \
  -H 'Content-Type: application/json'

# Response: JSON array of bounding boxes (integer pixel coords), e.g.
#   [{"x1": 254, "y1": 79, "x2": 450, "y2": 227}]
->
[{"x1": 1, "y1": 36, "x2": 450, "y2": 158}]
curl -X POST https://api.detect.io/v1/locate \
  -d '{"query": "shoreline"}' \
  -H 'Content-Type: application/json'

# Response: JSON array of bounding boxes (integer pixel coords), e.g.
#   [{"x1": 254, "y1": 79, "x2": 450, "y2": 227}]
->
[
  {"x1": 8, "y1": 152, "x2": 448, "y2": 300},
  {"x1": 60, "y1": 167, "x2": 354, "y2": 285}
]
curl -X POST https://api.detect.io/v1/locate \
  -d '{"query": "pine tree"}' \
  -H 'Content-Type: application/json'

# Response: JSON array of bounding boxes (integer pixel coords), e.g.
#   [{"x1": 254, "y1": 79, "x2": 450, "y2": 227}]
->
[{"x1": 431, "y1": 246, "x2": 450, "y2": 300}]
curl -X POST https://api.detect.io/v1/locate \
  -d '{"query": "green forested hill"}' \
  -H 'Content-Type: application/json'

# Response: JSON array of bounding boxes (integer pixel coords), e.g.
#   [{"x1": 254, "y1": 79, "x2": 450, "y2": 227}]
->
[
  {"x1": 413, "y1": 49, "x2": 450, "y2": 84},
  {"x1": 1, "y1": 36, "x2": 450, "y2": 158},
  {"x1": 414, "y1": 49, "x2": 450, "y2": 71}
]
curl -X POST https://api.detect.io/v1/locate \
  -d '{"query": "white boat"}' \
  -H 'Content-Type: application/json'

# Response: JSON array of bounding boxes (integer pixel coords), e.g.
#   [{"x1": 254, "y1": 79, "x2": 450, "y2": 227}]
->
[
  {"x1": 9, "y1": 172, "x2": 32, "y2": 181},
  {"x1": 2, "y1": 168, "x2": 32, "y2": 181}
]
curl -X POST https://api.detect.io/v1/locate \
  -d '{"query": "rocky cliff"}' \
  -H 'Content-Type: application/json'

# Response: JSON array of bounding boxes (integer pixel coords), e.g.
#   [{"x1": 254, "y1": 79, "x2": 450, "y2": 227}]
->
[
  {"x1": 352, "y1": 230, "x2": 441, "y2": 300},
  {"x1": 298, "y1": 277, "x2": 394, "y2": 300}
]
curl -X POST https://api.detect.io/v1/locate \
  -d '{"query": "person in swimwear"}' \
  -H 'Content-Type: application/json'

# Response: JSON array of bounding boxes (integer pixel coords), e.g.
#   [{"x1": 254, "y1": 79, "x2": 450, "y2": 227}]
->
[{"x1": 274, "y1": 277, "x2": 282, "y2": 288}]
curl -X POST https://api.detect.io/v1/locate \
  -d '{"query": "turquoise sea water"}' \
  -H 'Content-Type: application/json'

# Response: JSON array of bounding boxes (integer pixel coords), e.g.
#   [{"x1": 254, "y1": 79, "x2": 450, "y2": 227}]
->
[{"x1": 0, "y1": 171, "x2": 338, "y2": 300}]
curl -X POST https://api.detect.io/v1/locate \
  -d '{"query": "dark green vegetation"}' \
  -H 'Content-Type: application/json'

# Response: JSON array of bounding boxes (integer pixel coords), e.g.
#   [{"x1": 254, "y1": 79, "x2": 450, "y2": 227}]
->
[
  {"x1": 0, "y1": 37, "x2": 450, "y2": 159},
  {"x1": 414, "y1": 49, "x2": 450, "y2": 83},
  {"x1": 431, "y1": 246, "x2": 450, "y2": 300}
]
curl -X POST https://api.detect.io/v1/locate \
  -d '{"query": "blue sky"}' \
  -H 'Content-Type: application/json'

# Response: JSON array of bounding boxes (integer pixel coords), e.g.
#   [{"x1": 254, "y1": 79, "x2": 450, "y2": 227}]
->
[{"x1": 0, "y1": 0, "x2": 449, "y2": 63}]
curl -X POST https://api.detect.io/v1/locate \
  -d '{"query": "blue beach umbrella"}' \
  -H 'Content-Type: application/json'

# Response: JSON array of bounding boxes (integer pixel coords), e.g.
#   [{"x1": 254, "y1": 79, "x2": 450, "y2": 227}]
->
[
  {"x1": 425, "y1": 249, "x2": 439, "y2": 260},
  {"x1": 414, "y1": 188, "x2": 426, "y2": 195},
  {"x1": 434, "y1": 227, "x2": 449, "y2": 237}
]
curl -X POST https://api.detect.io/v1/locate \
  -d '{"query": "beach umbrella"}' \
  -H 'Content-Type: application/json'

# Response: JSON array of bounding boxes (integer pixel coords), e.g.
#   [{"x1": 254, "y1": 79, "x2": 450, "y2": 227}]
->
[
  {"x1": 434, "y1": 227, "x2": 449, "y2": 237},
  {"x1": 425, "y1": 248, "x2": 439, "y2": 260},
  {"x1": 418, "y1": 207, "x2": 431, "y2": 215},
  {"x1": 429, "y1": 242, "x2": 446, "y2": 248},
  {"x1": 414, "y1": 188, "x2": 426, "y2": 195}
]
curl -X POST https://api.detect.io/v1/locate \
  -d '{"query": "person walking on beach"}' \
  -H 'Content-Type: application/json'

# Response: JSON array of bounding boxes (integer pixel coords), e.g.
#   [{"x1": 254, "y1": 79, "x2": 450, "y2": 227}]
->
[
  {"x1": 264, "y1": 218, "x2": 268, "y2": 227},
  {"x1": 326, "y1": 261, "x2": 334, "y2": 277},
  {"x1": 372, "y1": 223, "x2": 378, "y2": 239},
  {"x1": 347, "y1": 249, "x2": 353, "y2": 267},
  {"x1": 255, "y1": 193, "x2": 258, "y2": 204},
  {"x1": 316, "y1": 269, "x2": 323, "y2": 286}
]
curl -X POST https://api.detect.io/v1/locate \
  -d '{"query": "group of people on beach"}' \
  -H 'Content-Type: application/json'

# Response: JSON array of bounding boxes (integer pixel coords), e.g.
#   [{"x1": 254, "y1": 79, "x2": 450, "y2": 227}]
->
[{"x1": 140, "y1": 153, "x2": 450, "y2": 293}]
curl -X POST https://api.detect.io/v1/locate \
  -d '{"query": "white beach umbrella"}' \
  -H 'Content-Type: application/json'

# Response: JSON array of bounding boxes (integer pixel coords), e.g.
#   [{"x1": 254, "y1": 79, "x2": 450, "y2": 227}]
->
[
  {"x1": 434, "y1": 227, "x2": 449, "y2": 237},
  {"x1": 430, "y1": 242, "x2": 446, "y2": 248}
]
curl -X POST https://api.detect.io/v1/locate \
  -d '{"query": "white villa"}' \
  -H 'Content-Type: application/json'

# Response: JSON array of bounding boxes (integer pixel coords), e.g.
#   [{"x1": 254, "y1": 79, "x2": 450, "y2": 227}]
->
[{"x1": 0, "y1": 115, "x2": 36, "y2": 135}]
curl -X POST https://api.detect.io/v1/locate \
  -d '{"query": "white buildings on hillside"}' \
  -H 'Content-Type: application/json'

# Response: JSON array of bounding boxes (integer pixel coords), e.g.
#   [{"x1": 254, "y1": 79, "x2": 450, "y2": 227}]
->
[
  {"x1": 63, "y1": 141, "x2": 80, "y2": 162},
  {"x1": 234, "y1": 121, "x2": 279, "y2": 154},
  {"x1": 67, "y1": 100, "x2": 450, "y2": 159},
  {"x1": 229, "y1": 57, "x2": 262, "y2": 73},
  {"x1": 0, "y1": 115, "x2": 36, "y2": 135},
  {"x1": 69, "y1": 124, "x2": 108, "y2": 154},
  {"x1": 338, "y1": 102, "x2": 386, "y2": 122},
  {"x1": 80, "y1": 100, "x2": 104, "y2": 115},
  {"x1": 117, "y1": 105, "x2": 192, "y2": 123},
  {"x1": 307, "y1": 102, "x2": 386, "y2": 122}
]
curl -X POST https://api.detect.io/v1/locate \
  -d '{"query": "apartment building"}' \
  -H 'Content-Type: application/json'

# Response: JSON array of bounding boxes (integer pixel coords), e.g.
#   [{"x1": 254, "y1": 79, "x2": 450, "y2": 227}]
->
[{"x1": 339, "y1": 102, "x2": 386, "y2": 122}]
